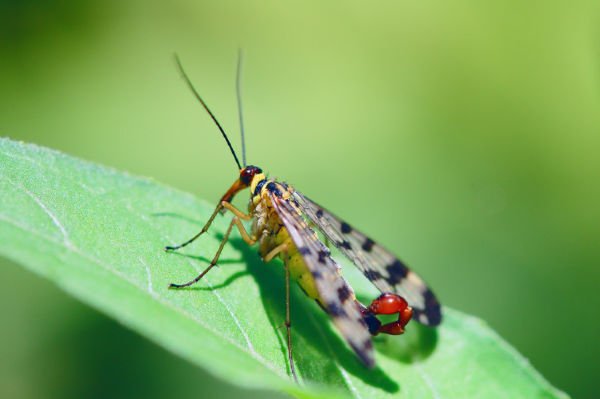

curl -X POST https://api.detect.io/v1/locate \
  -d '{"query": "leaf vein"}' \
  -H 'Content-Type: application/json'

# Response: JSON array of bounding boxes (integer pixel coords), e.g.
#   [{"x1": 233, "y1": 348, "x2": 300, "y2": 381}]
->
[
  {"x1": 132, "y1": 207, "x2": 260, "y2": 360},
  {"x1": 6, "y1": 178, "x2": 74, "y2": 250},
  {"x1": 0, "y1": 214, "x2": 281, "y2": 377}
]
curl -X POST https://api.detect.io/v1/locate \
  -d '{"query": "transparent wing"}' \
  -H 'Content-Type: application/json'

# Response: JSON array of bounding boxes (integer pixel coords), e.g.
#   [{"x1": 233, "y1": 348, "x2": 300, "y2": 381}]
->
[
  {"x1": 291, "y1": 190, "x2": 442, "y2": 326},
  {"x1": 268, "y1": 190, "x2": 375, "y2": 367}
]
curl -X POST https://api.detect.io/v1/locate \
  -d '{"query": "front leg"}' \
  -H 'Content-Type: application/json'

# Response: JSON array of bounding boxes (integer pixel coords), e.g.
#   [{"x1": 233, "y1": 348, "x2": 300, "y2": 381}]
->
[
  {"x1": 165, "y1": 203, "x2": 223, "y2": 251},
  {"x1": 165, "y1": 201, "x2": 253, "y2": 251},
  {"x1": 169, "y1": 216, "x2": 257, "y2": 288},
  {"x1": 169, "y1": 217, "x2": 236, "y2": 288},
  {"x1": 221, "y1": 201, "x2": 252, "y2": 220}
]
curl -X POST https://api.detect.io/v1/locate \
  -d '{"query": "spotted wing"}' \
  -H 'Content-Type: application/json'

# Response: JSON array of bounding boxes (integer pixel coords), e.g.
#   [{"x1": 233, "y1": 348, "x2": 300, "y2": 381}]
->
[
  {"x1": 268, "y1": 190, "x2": 376, "y2": 367},
  {"x1": 291, "y1": 190, "x2": 442, "y2": 326}
]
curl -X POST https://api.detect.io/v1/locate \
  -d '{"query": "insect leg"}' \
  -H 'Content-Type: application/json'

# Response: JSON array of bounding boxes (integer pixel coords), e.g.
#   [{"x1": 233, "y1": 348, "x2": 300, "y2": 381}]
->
[
  {"x1": 221, "y1": 201, "x2": 252, "y2": 220},
  {"x1": 165, "y1": 201, "x2": 252, "y2": 251},
  {"x1": 165, "y1": 203, "x2": 223, "y2": 251},
  {"x1": 284, "y1": 250, "x2": 299, "y2": 383},
  {"x1": 260, "y1": 241, "x2": 299, "y2": 382},
  {"x1": 231, "y1": 217, "x2": 257, "y2": 245},
  {"x1": 263, "y1": 241, "x2": 290, "y2": 262},
  {"x1": 168, "y1": 217, "x2": 235, "y2": 288}
]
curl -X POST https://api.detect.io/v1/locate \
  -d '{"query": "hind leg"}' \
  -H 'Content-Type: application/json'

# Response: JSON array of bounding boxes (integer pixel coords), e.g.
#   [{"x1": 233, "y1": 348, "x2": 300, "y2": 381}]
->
[{"x1": 260, "y1": 241, "x2": 299, "y2": 383}]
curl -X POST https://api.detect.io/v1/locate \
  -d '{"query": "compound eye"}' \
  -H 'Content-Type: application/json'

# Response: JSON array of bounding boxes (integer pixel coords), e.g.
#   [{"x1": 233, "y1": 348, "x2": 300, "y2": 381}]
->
[
  {"x1": 240, "y1": 168, "x2": 254, "y2": 185},
  {"x1": 240, "y1": 165, "x2": 263, "y2": 185}
]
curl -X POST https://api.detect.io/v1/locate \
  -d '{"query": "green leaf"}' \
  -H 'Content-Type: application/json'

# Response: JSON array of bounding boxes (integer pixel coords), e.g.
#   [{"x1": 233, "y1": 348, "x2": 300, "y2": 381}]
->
[{"x1": 0, "y1": 138, "x2": 568, "y2": 399}]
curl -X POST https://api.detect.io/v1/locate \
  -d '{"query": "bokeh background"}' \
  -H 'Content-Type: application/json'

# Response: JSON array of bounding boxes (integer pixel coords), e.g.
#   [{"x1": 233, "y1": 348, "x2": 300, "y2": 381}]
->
[{"x1": 1, "y1": 1, "x2": 599, "y2": 398}]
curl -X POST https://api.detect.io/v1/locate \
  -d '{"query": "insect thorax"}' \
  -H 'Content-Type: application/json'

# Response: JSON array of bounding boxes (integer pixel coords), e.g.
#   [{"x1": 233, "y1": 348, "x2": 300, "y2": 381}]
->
[
  {"x1": 248, "y1": 178, "x2": 321, "y2": 301},
  {"x1": 248, "y1": 181, "x2": 285, "y2": 257}
]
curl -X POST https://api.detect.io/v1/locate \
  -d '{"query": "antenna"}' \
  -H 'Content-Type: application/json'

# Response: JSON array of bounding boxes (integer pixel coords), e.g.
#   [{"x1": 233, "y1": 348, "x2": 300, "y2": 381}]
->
[
  {"x1": 236, "y1": 49, "x2": 247, "y2": 167},
  {"x1": 174, "y1": 54, "x2": 242, "y2": 170}
]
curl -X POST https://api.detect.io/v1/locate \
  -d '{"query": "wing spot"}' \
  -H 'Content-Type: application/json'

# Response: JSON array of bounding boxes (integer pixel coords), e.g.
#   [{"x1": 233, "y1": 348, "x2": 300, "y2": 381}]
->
[
  {"x1": 423, "y1": 288, "x2": 439, "y2": 307},
  {"x1": 362, "y1": 238, "x2": 375, "y2": 252},
  {"x1": 386, "y1": 259, "x2": 409, "y2": 284},
  {"x1": 363, "y1": 269, "x2": 383, "y2": 281},
  {"x1": 312, "y1": 269, "x2": 323, "y2": 279},
  {"x1": 337, "y1": 285, "x2": 352, "y2": 302},
  {"x1": 317, "y1": 250, "x2": 329, "y2": 264},
  {"x1": 341, "y1": 222, "x2": 352, "y2": 234},
  {"x1": 339, "y1": 240, "x2": 352, "y2": 250},
  {"x1": 327, "y1": 302, "x2": 347, "y2": 318},
  {"x1": 298, "y1": 247, "x2": 311, "y2": 255},
  {"x1": 316, "y1": 209, "x2": 324, "y2": 218},
  {"x1": 422, "y1": 288, "x2": 442, "y2": 325}
]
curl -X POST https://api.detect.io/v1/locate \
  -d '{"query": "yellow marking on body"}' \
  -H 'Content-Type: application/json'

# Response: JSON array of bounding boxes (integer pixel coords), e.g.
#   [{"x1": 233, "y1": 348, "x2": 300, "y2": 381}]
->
[
  {"x1": 269, "y1": 218, "x2": 319, "y2": 298},
  {"x1": 250, "y1": 173, "x2": 266, "y2": 193},
  {"x1": 287, "y1": 247, "x2": 320, "y2": 300},
  {"x1": 248, "y1": 177, "x2": 323, "y2": 303}
]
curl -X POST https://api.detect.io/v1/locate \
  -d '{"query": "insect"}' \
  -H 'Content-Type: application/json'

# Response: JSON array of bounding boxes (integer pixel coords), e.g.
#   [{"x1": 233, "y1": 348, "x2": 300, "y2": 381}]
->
[{"x1": 165, "y1": 54, "x2": 442, "y2": 382}]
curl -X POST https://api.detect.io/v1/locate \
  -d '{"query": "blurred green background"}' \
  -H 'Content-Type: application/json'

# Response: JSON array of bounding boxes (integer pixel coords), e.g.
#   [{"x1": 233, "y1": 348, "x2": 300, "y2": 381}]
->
[{"x1": 1, "y1": 1, "x2": 598, "y2": 398}]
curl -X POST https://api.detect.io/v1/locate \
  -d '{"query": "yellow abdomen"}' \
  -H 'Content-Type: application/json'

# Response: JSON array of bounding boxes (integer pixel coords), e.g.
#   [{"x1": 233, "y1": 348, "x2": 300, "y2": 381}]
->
[
  {"x1": 273, "y1": 219, "x2": 320, "y2": 301},
  {"x1": 251, "y1": 180, "x2": 322, "y2": 303}
]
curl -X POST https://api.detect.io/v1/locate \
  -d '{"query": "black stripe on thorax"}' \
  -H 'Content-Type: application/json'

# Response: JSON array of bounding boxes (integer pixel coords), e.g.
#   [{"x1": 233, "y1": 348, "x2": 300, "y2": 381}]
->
[
  {"x1": 253, "y1": 178, "x2": 267, "y2": 196},
  {"x1": 266, "y1": 181, "x2": 283, "y2": 197}
]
